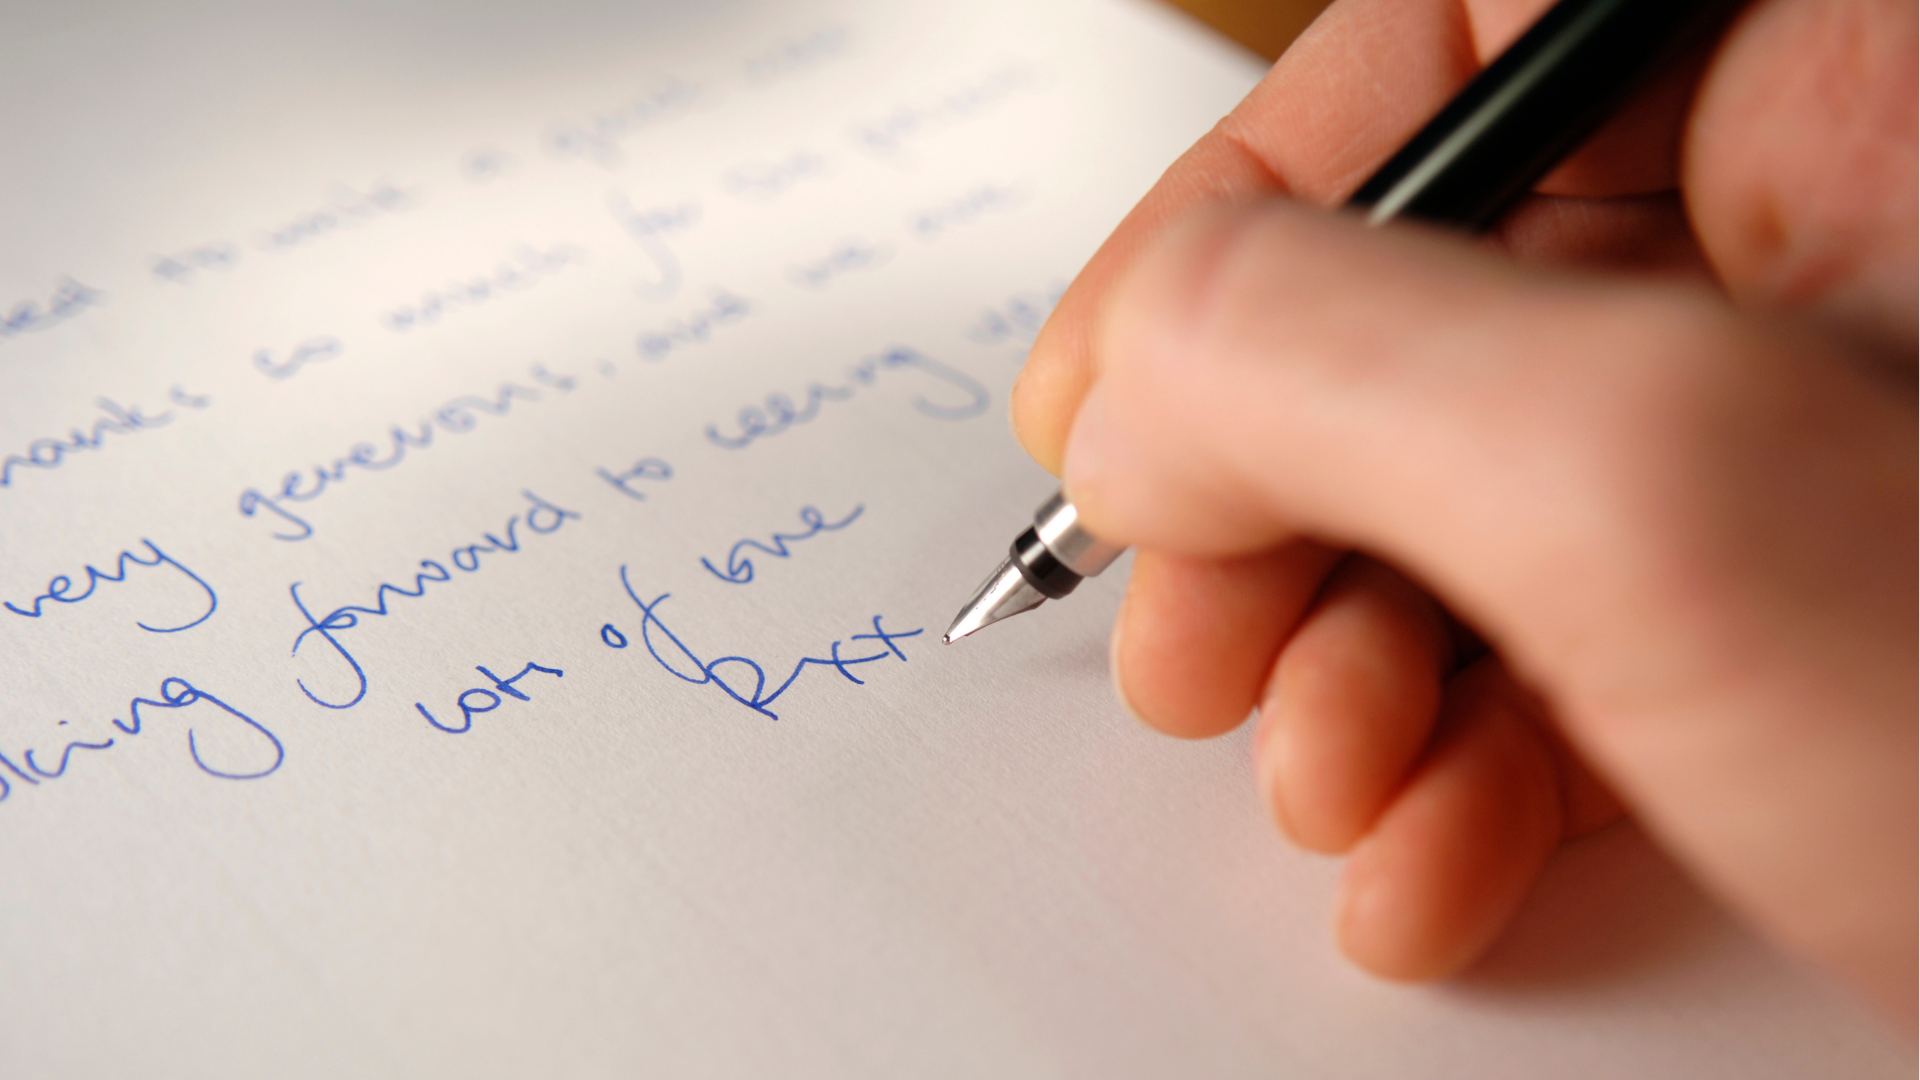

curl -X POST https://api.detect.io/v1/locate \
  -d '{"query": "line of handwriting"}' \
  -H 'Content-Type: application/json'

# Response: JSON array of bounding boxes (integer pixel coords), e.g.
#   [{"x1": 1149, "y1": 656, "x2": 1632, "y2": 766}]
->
[
  {"x1": 546, "y1": 79, "x2": 704, "y2": 168},
  {"x1": 5, "y1": 539, "x2": 217, "y2": 634},
  {"x1": 288, "y1": 490, "x2": 582, "y2": 710},
  {"x1": 415, "y1": 661, "x2": 564, "y2": 734},
  {"x1": 964, "y1": 282, "x2": 1067, "y2": 349},
  {"x1": 2, "y1": 278, "x2": 106, "y2": 340},
  {"x1": 705, "y1": 346, "x2": 988, "y2": 450},
  {"x1": 724, "y1": 150, "x2": 830, "y2": 201},
  {"x1": 853, "y1": 62, "x2": 1041, "y2": 157},
  {"x1": 1, "y1": 387, "x2": 211, "y2": 491},
  {"x1": 259, "y1": 180, "x2": 422, "y2": 251},
  {"x1": 635, "y1": 289, "x2": 754, "y2": 362},
  {"x1": 237, "y1": 363, "x2": 575, "y2": 541},
  {"x1": 787, "y1": 238, "x2": 891, "y2": 290},
  {"x1": 910, "y1": 183, "x2": 1025, "y2": 239},
  {"x1": 609, "y1": 195, "x2": 701, "y2": 301},
  {"x1": 380, "y1": 243, "x2": 584, "y2": 332},
  {"x1": 702, "y1": 504, "x2": 862, "y2": 584},
  {"x1": 744, "y1": 26, "x2": 849, "y2": 83},
  {"x1": 0, "y1": 678, "x2": 282, "y2": 805},
  {"x1": 603, "y1": 568, "x2": 921, "y2": 720},
  {"x1": 596, "y1": 455, "x2": 673, "y2": 501},
  {"x1": 255, "y1": 336, "x2": 343, "y2": 380}
]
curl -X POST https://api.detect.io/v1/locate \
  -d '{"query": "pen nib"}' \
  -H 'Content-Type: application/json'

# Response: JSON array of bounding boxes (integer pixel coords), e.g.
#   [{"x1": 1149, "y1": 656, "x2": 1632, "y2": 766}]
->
[{"x1": 944, "y1": 556, "x2": 1046, "y2": 643}]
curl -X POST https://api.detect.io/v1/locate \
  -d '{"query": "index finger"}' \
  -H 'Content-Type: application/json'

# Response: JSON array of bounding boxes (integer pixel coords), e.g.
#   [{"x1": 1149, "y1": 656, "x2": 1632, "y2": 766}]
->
[{"x1": 1010, "y1": 0, "x2": 1702, "y2": 474}]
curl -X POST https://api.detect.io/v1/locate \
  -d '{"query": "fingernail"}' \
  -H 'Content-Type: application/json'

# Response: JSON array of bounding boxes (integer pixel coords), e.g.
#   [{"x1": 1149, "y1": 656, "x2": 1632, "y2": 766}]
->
[
  {"x1": 1061, "y1": 382, "x2": 1120, "y2": 518},
  {"x1": 1108, "y1": 601, "x2": 1148, "y2": 727}
]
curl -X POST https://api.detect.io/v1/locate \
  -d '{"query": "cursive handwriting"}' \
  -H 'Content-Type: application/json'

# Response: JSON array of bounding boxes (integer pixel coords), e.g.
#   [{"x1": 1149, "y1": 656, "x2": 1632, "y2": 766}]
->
[
  {"x1": 744, "y1": 26, "x2": 848, "y2": 83},
  {"x1": 701, "y1": 505, "x2": 862, "y2": 584},
  {"x1": 853, "y1": 63, "x2": 1041, "y2": 157},
  {"x1": 608, "y1": 195, "x2": 700, "y2": 300},
  {"x1": 258, "y1": 180, "x2": 422, "y2": 251},
  {"x1": 635, "y1": 289, "x2": 754, "y2": 361},
  {"x1": 380, "y1": 244, "x2": 584, "y2": 332},
  {"x1": 289, "y1": 490, "x2": 582, "y2": 710},
  {"x1": 1, "y1": 387, "x2": 211, "y2": 490},
  {"x1": 724, "y1": 150, "x2": 829, "y2": 201},
  {"x1": 2, "y1": 277, "x2": 106, "y2": 340},
  {"x1": 705, "y1": 346, "x2": 988, "y2": 450},
  {"x1": 596, "y1": 456, "x2": 673, "y2": 501},
  {"x1": 910, "y1": 183, "x2": 1025, "y2": 239},
  {"x1": 151, "y1": 242, "x2": 241, "y2": 284},
  {"x1": 603, "y1": 568, "x2": 921, "y2": 720},
  {"x1": 964, "y1": 282, "x2": 1066, "y2": 349},
  {"x1": 415, "y1": 661, "x2": 564, "y2": 734},
  {"x1": 238, "y1": 363, "x2": 574, "y2": 541},
  {"x1": 546, "y1": 79, "x2": 704, "y2": 168},
  {"x1": 786, "y1": 238, "x2": 891, "y2": 290},
  {"x1": 5, "y1": 539, "x2": 217, "y2": 633},
  {"x1": 255, "y1": 336, "x2": 343, "y2": 380},
  {"x1": 0, "y1": 678, "x2": 282, "y2": 804}
]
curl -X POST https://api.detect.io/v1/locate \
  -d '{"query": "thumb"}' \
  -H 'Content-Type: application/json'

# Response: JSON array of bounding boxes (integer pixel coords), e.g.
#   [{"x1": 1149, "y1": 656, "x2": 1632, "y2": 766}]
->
[{"x1": 1063, "y1": 199, "x2": 1917, "y2": 1022}]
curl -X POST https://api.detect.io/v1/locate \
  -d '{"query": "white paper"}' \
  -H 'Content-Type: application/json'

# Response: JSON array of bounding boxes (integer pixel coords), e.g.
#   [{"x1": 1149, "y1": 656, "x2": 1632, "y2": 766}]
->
[{"x1": 0, "y1": 1, "x2": 1905, "y2": 1076}]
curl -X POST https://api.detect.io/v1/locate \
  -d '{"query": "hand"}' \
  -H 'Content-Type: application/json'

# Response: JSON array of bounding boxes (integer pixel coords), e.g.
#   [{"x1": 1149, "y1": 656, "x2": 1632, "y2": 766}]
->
[{"x1": 1011, "y1": 0, "x2": 1916, "y2": 1027}]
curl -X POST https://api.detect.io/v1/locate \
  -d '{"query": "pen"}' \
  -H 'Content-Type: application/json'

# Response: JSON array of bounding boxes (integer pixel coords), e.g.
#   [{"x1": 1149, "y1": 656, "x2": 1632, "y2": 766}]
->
[{"x1": 944, "y1": 0, "x2": 1746, "y2": 644}]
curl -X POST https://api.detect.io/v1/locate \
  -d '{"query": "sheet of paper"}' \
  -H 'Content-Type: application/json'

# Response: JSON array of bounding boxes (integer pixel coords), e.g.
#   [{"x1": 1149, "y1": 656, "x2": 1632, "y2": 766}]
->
[{"x1": 0, "y1": 0, "x2": 1905, "y2": 1075}]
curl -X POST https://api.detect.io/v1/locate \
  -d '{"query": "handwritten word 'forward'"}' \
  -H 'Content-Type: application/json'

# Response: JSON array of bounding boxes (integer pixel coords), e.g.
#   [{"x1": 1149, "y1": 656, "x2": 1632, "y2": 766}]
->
[
  {"x1": 5, "y1": 539, "x2": 216, "y2": 633},
  {"x1": 2, "y1": 278, "x2": 105, "y2": 340},
  {"x1": 0, "y1": 678, "x2": 281, "y2": 805},
  {"x1": 290, "y1": 490, "x2": 582, "y2": 710},
  {"x1": 2, "y1": 387, "x2": 211, "y2": 491},
  {"x1": 705, "y1": 346, "x2": 987, "y2": 450},
  {"x1": 604, "y1": 572, "x2": 919, "y2": 720},
  {"x1": 416, "y1": 661, "x2": 564, "y2": 734},
  {"x1": 702, "y1": 505, "x2": 862, "y2": 584},
  {"x1": 238, "y1": 363, "x2": 575, "y2": 541}
]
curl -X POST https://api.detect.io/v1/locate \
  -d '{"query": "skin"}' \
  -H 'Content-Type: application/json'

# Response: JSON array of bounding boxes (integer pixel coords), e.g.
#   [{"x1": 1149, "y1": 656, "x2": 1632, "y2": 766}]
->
[{"x1": 1009, "y1": 0, "x2": 1916, "y2": 1030}]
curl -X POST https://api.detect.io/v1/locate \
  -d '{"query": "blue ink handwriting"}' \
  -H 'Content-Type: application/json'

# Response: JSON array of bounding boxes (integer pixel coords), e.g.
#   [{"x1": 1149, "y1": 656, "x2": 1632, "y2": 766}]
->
[
  {"x1": 238, "y1": 364, "x2": 571, "y2": 541},
  {"x1": 604, "y1": 568, "x2": 920, "y2": 720},
  {"x1": 5, "y1": 539, "x2": 216, "y2": 633},
  {"x1": 3, "y1": 277, "x2": 106, "y2": 339},
  {"x1": 635, "y1": 289, "x2": 754, "y2": 361},
  {"x1": 415, "y1": 661, "x2": 564, "y2": 734},
  {"x1": 0, "y1": 678, "x2": 282, "y2": 804},
  {"x1": 288, "y1": 490, "x2": 581, "y2": 710},
  {"x1": 744, "y1": 26, "x2": 849, "y2": 82},
  {"x1": 258, "y1": 180, "x2": 422, "y2": 251},
  {"x1": 964, "y1": 282, "x2": 1067, "y2": 349},
  {"x1": 853, "y1": 63, "x2": 1040, "y2": 157},
  {"x1": 910, "y1": 183, "x2": 1025, "y2": 239},
  {"x1": 461, "y1": 148, "x2": 516, "y2": 182},
  {"x1": 596, "y1": 456, "x2": 673, "y2": 501},
  {"x1": 724, "y1": 150, "x2": 829, "y2": 201},
  {"x1": 608, "y1": 195, "x2": 700, "y2": 300},
  {"x1": 381, "y1": 244, "x2": 583, "y2": 332},
  {"x1": 151, "y1": 243, "x2": 241, "y2": 284},
  {"x1": 701, "y1": 504, "x2": 862, "y2": 584},
  {"x1": 2, "y1": 387, "x2": 211, "y2": 490},
  {"x1": 255, "y1": 336, "x2": 343, "y2": 380},
  {"x1": 546, "y1": 79, "x2": 704, "y2": 168},
  {"x1": 705, "y1": 346, "x2": 988, "y2": 450},
  {"x1": 786, "y1": 238, "x2": 891, "y2": 290}
]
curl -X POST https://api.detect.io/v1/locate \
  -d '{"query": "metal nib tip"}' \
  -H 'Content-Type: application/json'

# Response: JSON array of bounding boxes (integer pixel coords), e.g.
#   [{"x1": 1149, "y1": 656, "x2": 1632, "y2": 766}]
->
[{"x1": 944, "y1": 556, "x2": 1047, "y2": 643}]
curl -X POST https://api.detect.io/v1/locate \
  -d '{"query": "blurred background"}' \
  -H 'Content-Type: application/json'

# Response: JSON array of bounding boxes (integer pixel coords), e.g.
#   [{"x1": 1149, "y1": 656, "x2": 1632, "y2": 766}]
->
[{"x1": 1161, "y1": 0, "x2": 1332, "y2": 61}]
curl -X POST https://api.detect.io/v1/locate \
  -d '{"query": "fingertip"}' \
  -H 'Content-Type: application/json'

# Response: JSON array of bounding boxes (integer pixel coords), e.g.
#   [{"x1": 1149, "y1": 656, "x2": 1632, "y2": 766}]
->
[{"x1": 1328, "y1": 663, "x2": 1564, "y2": 982}]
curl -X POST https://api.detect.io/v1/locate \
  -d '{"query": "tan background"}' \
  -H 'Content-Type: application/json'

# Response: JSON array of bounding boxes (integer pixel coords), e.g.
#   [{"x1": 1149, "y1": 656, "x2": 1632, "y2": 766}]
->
[{"x1": 1158, "y1": 0, "x2": 1333, "y2": 61}]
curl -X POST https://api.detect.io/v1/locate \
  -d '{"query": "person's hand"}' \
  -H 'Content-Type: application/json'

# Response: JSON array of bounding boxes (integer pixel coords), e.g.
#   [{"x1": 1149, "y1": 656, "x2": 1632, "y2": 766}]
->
[{"x1": 1011, "y1": 0, "x2": 1916, "y2": 1027}]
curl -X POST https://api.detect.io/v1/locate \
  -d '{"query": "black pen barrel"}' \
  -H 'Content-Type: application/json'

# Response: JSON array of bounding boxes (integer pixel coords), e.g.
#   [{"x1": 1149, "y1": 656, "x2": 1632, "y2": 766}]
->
[{"x1": 1347, "y1": 0, "x2": 1745, "y2": 231}]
